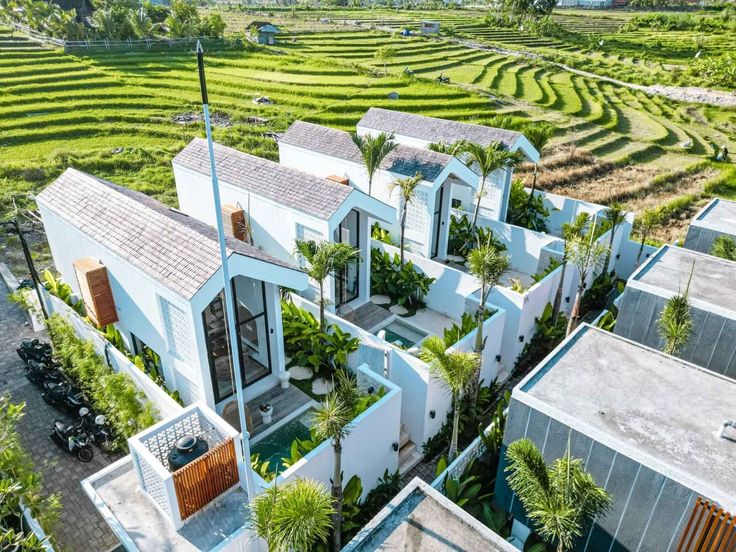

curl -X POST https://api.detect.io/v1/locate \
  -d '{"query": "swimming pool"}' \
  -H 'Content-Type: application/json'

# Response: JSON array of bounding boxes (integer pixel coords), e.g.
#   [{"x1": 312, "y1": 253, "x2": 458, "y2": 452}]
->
[
  {"x1": 373, "y1": 318, "x2": 428, "y2": 349},
  {"x1": 250, "y1": 407, "x2": 316, "y2": 474}
]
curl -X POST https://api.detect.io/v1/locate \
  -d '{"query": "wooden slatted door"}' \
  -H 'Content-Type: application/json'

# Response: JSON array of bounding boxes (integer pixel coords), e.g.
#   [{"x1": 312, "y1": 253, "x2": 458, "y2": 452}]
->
[
  {"x1": 677, "y1": 497, "x2": 736, "y2": 552},
  {"x1": 172, "y1": 437, "x2": 239, "y2": 520}
]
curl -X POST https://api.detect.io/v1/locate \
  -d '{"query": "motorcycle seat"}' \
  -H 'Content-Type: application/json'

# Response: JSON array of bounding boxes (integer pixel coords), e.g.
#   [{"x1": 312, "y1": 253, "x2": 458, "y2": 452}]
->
[{"x1": 53, "y1": 420, "x2": 69, "y2": 434}]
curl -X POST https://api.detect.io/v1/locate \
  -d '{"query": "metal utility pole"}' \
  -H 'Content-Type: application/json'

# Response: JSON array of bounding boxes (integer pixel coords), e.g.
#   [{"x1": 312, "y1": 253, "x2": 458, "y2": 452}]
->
[
  {"x1": 2, "y1": 219, "x2": 48, "y2": 320},
  {"x1": 196, "y1": 41, "x2": 254, "y2": 500}
]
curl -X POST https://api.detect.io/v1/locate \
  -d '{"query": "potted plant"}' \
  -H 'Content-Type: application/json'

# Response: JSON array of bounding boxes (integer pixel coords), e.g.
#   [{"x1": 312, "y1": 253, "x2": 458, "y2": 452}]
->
[
  {"x1": 278, "y1": 371, "x2": 291, "y2": 389},
  {"x1": 259, "y1": 403, "x2": 273, "y2": 424}
]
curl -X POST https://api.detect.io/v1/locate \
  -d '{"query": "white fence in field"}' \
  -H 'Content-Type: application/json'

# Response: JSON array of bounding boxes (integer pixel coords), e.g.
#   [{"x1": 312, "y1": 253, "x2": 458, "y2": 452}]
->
[{"x1": 6, "y1": 22, "x2": 225, "y2": 51}]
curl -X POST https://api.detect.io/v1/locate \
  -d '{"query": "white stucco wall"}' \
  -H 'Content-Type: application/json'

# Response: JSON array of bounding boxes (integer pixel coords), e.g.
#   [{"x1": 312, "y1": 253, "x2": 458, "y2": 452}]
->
[{"x1": 38, "y1": 202, "x2": 208, "y2": 408}]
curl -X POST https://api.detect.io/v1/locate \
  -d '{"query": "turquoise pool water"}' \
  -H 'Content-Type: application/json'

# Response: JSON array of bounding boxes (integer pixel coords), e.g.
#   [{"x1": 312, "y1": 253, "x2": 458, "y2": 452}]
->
[
  {"x1": 250, "y1": 408, "x2": 315, "y2": 473},
  {"x1": 374, "y1": 319, "x2": 428, "y2": 348}
]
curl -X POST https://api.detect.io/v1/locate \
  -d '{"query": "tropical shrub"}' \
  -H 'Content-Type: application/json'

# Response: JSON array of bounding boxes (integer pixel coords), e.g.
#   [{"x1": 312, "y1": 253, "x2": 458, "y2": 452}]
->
[
  {"x1": 0, "y1": 396, "x2": 59, "y2": 550},
  {"x1": 596, "y1": 309, "x2": 617, "y2": 332},
  {"x1": 531, "y1": 257, "x2": 561, "y2": 284},
  {"x1": 46, "y1": 315, "x2": 156, "y2": 448},
  {"x1": 447, "y1": 215, "x2": 506, "y2": 259},
  {"x1": 580, "y1": 271, "x2": 616, "y2": 314},
  {"x1": 443, "y1": 312, "x2": 478, "y2": 348},
  {"x1": 42, "y1": 270, "x2": 83, "y2": 315},
  {"x1": 710, "y1": 235, "x2": 736, "y2": 261},
  {"x1": 370, "y1": 248, "x2": 434, "y2": 308},
  {"x1": 281, "y1": 300, "x2": 359, "y2": 377},
  {"x1": 506, "y1": 180, "x2": 549, "y2": 232},
  {"x1": 370, "y1": 222, "x2": 393, "y2": 245}
]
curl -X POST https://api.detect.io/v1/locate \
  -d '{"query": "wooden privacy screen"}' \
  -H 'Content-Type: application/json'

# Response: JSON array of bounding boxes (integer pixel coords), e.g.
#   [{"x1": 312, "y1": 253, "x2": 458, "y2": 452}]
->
[
  {"x1": 677, "y1": 497, "x2": 736, "y2": 552},
  {"x1": 222, "y1": 204, "x2": 248, "y2": 242},
  {"x1": 172, "y1": 437, "x2": 239, "y2": 520},
  {"x1": 73, "y1": 257, "x2": 118, "y2": 327}
]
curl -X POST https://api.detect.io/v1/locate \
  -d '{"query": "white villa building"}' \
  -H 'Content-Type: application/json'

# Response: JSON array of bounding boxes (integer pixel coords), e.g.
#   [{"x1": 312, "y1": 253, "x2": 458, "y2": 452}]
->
[
  {"x1": 173, "y1": 137, "x2": 396, "y2": 312},
  {"x1": 356, "y1": 107, "x2": 540, "y2": 221},
  {"x1": 37, "y1": 168, "x2": 308, "y2": 412},
  {"x1": 278, "y1": 120, "x2": 479, "y2": 260}
]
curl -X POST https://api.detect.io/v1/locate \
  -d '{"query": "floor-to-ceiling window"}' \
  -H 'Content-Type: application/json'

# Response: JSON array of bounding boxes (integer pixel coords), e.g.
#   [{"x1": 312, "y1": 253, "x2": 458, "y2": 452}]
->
[
  {"x1": 431, "y1": 184, "x2": 444, "y2": 259},
  {"x1": 334, "y1": 209, "x2": 360, "y2": 307},
  {"x1": 202, "y1": 276, "x2": 271, "y2": 403}
]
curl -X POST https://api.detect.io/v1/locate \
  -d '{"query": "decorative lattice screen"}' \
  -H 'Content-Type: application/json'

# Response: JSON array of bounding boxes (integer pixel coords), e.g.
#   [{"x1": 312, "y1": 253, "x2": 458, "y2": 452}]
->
[{"x1": 159, "y1": 296, "x2": 194, "y2": 361}]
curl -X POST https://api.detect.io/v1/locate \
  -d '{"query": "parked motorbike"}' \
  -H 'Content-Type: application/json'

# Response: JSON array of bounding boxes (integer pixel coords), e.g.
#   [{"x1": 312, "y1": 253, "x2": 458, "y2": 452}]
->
[
  {"x1": 41, "y1": 381, "x2": 88, "y2": 413},
  {"x1": 24, "y1": 359, "x2": 63, "y2": 387},
  {"x1": 17, "y1": 338, "x2": 52, "y2": 365},
  {"x1": 79, "y1": 409, "x2": 115, "y2": 452},
  {"x1": 436, "y1": 73, "x2": 450, "y2": 84},
  {"x1": 403, "y1": 66, "x2": 415, "y2": 76},
  {"x1": 50, "y1": 415, "x2": 94, "y2": 462}
]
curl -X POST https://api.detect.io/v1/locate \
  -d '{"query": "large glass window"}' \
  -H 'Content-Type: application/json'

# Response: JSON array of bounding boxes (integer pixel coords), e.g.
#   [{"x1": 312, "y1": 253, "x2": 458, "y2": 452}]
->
[
  {"x1": 202, "y1": 277, "x2": 271, "y2": 403},
  {"x1": 334, "y1": 209, "x2": 360, "y2": 307}
]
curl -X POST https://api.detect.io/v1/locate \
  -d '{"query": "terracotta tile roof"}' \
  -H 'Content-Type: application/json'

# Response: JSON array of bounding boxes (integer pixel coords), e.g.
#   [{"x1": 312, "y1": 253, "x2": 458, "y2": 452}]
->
[
  {"x1": 37, "y1": 168, "x2": 298, "y2": 300},
  {"x1": 173, "y1": 138, "x2": 353, "y2": 221},
  {"x1": 357, "y1": 107, "x2": 522, "y2": 149},
  {"x1": 280, "y1": 121, "x2": 453, "y2": 182}
]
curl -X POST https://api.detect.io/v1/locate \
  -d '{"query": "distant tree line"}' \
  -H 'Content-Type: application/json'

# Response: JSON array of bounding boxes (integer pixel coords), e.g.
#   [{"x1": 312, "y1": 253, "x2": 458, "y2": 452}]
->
[{"x1": 1, "y1": 0, "x2": 225, "y2": 41}]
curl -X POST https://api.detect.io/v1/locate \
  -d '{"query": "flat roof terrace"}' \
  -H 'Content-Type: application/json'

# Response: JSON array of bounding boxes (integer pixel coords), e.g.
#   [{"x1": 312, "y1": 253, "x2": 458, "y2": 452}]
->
[
  {"x1": 518, "y1": 325, "x2": 736, "y2": 511},
  {"x1": 692, "y1": 198, "x2": 736, "y2": 232},
  {"x1": 633, "y1": 245, "x2": 736, "y2": 315}
]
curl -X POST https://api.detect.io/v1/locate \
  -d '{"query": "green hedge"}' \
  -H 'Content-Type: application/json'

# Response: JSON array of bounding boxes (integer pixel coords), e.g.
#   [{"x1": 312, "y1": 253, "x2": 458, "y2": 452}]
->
[{"x1": 46, "y1": 315, "x2": 156, "y2": 449}]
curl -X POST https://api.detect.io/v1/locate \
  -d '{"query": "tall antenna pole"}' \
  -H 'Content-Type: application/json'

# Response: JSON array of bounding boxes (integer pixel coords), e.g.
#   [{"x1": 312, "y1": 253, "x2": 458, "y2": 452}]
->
[{"x1": 196, "y1": 41, "x2": 254, "y2": 501}]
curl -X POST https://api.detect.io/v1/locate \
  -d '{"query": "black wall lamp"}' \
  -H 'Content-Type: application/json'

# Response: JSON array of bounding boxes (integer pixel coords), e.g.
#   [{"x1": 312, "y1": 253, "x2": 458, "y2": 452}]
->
[
  {"x1": 392, "y1": 442, "x2": 399, "y2": 452},
  {"x1": 429, "y1": 410, "x2": 436, "y2": 419}
]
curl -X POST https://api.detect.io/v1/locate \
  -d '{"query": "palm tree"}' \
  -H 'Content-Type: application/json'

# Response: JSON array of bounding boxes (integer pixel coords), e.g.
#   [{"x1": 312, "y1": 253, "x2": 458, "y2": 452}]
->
[
  {"x1": 350, "y1": 132, "x2": 397, "y2": 197},
  {"x1": 658, "y1": 261, "x2": 695, "y2": 355},
  {"x1": 294, "y1": 240, "x2": 360, "y2": 331},
  {"x1": 461, "y1": 142, "x2": 522, "y2": 231},
  {"x1": 428, "y1": 140, "x2": 468, "y2": 156},
  {"x1": 250, "y1": 478, "x2": 334, "y2": 552},
  {"x1": 602, "y1": 201, "x2": 625, "y2": 273},
  {"x1": 633, "y1": 210, "x2": 662, "y2": 268},
  {"x1": 312, "y1": 393, "x2": 352, "y2": 552},
  {"x1": 709, "y1": 235, "x2": 736, "y2": 261},
  {"x1": 505, "y1": 438, "x2": 611, "y2": 552},
  {"x1": 466, "y1": 240, "x2": 510, "y2": 400},
  {"x1": 565, "y1": 224, "x2": 609, "y2": 336},
  {"x1": 129, "y1": 7, "x2": 154, "y2": 39},
  {"x1": 552, "y1": 213, "x2": 590, "y2": 325},
  {"x1": 419, "y1": 336, "x2": 479, "y2": 461},
  {"x1": 387, "y1": 172, "x2": 423, "y2": 266},
  {"x1": 523, "y1": 122, "x2": 556, "y2": 205}
]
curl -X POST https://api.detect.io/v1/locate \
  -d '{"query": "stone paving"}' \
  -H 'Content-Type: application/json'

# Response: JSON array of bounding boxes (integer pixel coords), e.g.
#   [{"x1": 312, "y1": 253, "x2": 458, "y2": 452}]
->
[{"x1": 1, "y1": 280, "x2": 121, "y2": 551}]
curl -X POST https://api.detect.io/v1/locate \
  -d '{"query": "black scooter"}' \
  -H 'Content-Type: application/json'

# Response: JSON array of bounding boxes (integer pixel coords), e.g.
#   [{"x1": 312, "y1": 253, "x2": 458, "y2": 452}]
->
[
  {"x1": 25, "y1": 359, "x2": 63, "y2": 387},
  {"x1": 17, "y1": 338, "x2": 52, "y2": 365},
  {"x1": 80, "y1": 410, "x2": 115, "y2": 452},
  {"x1": 41, "y1": 381, "x2": 88, "y2": 413},
  {"x1": 50, "y1": 414, "x2": 94, "y2": 462}
]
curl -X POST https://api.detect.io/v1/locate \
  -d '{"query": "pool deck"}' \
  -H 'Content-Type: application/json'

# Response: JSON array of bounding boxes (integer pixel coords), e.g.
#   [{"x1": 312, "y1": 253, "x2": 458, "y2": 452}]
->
[{"x1": 221, "y1": 384, "x2": 312, "y2": 439}]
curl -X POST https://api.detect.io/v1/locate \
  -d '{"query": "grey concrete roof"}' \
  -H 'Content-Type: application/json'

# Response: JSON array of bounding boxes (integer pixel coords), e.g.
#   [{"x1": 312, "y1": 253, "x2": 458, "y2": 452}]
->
[
  {"x1": 634, "y1": 245, "x2": 736, "y2": 314},
  {"x1": 692, "y1": 198, "x2": 736, "y2": 231},
  {"x1": 344, "y1": 478, "x2": 517, "y2": 552},
  {"x1": 37, "y1": 168, "x2": 297, "y2": 300},
  {"x1": 174, "y1": 137, "x2": 354, "y2": 221},
  {"x1": 87, "y1": 458, "x2": 249, "y2": 551},
  {"x1": 280, "y1": 121, "x2": 454, "y2": 182},
  {"x1": 520, "y1": 325, "x2": 736, "y2": 508},
  {"x1": 358, "y1": 107, "x2": 523, "y2": 150}
]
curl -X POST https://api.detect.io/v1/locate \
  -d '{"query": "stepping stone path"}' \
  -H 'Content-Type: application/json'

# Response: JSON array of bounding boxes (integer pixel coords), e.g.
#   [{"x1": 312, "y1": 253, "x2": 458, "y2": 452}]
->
[
  {"x1": 370, "y1": 294, "x2": 391, "y2": 305},
  {"x1": 289, "y1": 366, "x2": 314, "y2": 381},
  {"x1": 446, "y1": 254, "x2": 465, "y2": 263},
  {"x1": 312, "y1": 377, "x2": 334, "y2": 395},
  {"x1": 389, "y1": 304, "x2": 409, "y2": 315}
]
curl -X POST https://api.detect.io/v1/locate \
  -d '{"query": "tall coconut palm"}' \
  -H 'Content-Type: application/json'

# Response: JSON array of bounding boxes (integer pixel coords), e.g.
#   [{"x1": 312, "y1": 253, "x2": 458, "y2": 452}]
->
[
  {"x1": 350, "y1": 132, "x2": 397, "y2": 197},
  {"x1": 505, "y1": 438, "x2": 611, "y2": 552},
  {"x1": 312, "y1": 393, "x2": 352, "y2": 552},
  {"x1": 709, "y1": 235, "x2": 736, "y2": 261},
  {"x1": 250, "y1": 478, "x2": 334, "y2": 552},
  {"x1": 552, "y1": 213, "x2": 590, "y2": 325},
  {"x1": 522, "y1": 122, "x2": 556, "y2": 205},
  {"x1": 466, "y1": 239, "x2": 510, "y2": 401},
  {"x1": 633, "y1": 209, "x2": 662, "y2": 268},
  {"x1": 428, "y1": 140, "x2": 468, "y2": 156},
  {"x1": 658, "y1": 261, "x2": 695, "y2": 356},
  {"x1": 387, "y1": 172, "x2": 423, "y2": 266},
  {"x1": 461, "y1": 142, "x2": 523, "y2": 231},
  {"x1": 419, "y1": 336, "x2": 479, "y2": 461},
  {"x1": 294, "y1": 240, "x2": 360, "y2": 331},
  {"x1": 565, "y1": 224, "x2": 609, "y2": 336},
  {"x1": 602, "y1": 201, "x2": 625, "y2": 273}
]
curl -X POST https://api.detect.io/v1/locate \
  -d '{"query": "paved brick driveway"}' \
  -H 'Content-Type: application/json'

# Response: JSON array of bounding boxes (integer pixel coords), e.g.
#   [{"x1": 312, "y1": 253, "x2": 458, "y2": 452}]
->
[{"x1": 1, "y1": 281, "x2": 122, "y2": 551}]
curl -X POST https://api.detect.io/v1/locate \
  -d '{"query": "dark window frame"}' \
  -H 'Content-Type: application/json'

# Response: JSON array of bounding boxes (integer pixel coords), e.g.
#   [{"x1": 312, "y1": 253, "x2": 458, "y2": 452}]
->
[{"x1": 334, "y1": 208, "x2": 360, "y2": 307}]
